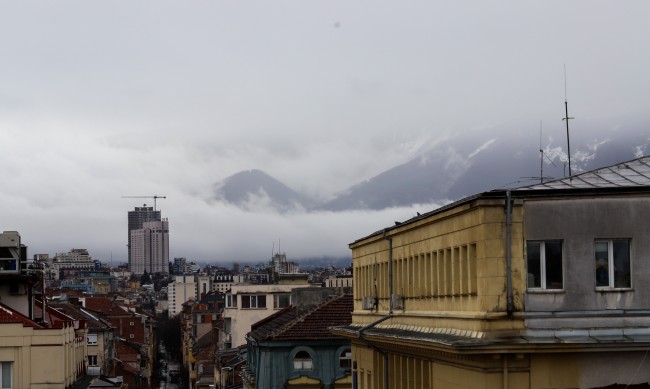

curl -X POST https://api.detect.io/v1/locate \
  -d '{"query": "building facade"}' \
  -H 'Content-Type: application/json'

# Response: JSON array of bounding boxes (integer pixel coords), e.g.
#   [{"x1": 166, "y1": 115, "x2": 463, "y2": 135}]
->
[
  {"x1": 130, "y1": 219, "x2": 169, "y2": 275},
  {"x1": 243, "y1": 292, "x2": 353, "y2": 389},
  {"x1": 127, "y1": 206, "x2": 161, "y2": 265},
  {"x1": 333, "y1": 157, "x2": 650, "y2": 389},
  {"x1": 169, "y1": 275, "x2": 198, "y2": 317}
]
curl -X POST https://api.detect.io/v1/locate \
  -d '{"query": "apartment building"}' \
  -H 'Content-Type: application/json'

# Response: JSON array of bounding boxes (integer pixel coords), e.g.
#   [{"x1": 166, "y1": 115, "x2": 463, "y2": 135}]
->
[
  {"x1": 0, "y1": 231, "x2": 90, "y2": 388},
  {"x1": 333, "y1": 156, "x2": 650, "y2": 389},
  {"x1": 222, "y1": 282, "x2": 311, "y2": 349}
]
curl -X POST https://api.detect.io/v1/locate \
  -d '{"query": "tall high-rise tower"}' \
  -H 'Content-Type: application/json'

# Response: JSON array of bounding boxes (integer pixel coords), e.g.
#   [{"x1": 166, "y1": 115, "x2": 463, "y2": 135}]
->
[
  {"x1": 127, "y1": 206, "x2": 161, "y2": 268},
  {"x1": 130, "y1": 219, "x2": 169, "y2": 275}
]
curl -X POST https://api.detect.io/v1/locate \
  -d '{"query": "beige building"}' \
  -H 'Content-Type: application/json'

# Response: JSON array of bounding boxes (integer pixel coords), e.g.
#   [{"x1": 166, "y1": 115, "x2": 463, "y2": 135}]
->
[
  {"x1": 222, "y1": 283, "x2": 311, "y2": 349},
  {"x1": 169, "y1": 274, "x2": 198, "y2": 317},
  {"x1": 333, "y1": 157, "x2": 650, "y2": 389},
  {"x1": 0, "y1": 231, "x2": 90, "y2": 388}
]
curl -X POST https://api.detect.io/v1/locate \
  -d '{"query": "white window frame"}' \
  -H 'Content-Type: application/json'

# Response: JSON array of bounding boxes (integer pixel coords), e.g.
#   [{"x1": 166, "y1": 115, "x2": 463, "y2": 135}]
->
[
  {"x1": 0, "y1": 362, "x2": 12, "y2": 389},
  {"x1": 339, "y1": 348, "x2": 352, "y2": 370},
  {"x1": 595, "y1": 239, "x2": 632, "y2": 289},
  {"x1": 87, "y1": 333, "x2": 98, "y2": 345},
  {"x1": 293, "y1": 351, "x2": 313, "y2": 370},
  {"x1": 88, "y1": 355, "x2": 98, "y2": 366},
  {"x1": 526, "y1": 240, "x2": 563, "y2": 290},
  {"x1": 241, "y1": 295, "x2": 266, "y2": 309},
  {"x1": 225, "y1": 294, "x2": 237, "y2": 308}
]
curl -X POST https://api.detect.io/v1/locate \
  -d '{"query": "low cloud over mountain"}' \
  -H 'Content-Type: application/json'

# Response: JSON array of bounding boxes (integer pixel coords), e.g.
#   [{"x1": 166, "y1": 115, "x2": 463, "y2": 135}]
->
[
  {"x1": 213, "y1": 120, "x2": 650, "y2": 213},
  {"x1": 213, "y1": 169, "x2": 317, "y2": 213}
]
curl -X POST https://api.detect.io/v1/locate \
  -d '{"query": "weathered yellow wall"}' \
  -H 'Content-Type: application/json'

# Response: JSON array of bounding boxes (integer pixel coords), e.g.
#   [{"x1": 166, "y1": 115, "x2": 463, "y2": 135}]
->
[
  {"x1": 0, "y1": 323, "x2": 80, "y2": 389},
  {"x1": 352, "y1": 199, "x2": 525, "y2": 334}
]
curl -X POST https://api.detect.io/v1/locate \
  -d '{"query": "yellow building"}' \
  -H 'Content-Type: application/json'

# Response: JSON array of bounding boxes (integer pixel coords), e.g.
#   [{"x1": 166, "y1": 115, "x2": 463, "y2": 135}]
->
[
  {"x1": 0, "y1": 302, "x2": 84, "y2": 388},
  {"x1": 0, "y1": 231, "x2": 92, "y2": 388},
  {"x1": 333, "y1": 157, "x2": 650, "y2": 389}
]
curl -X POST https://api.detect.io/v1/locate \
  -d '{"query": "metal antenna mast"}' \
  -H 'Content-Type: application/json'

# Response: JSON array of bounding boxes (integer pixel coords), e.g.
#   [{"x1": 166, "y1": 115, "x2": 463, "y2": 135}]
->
[
  {"x1": 519, "y1": 120, "x2": 556, "y2": 185},
  {"x1": 562, "y1": 65, "x2": 574, "y2": 177}
]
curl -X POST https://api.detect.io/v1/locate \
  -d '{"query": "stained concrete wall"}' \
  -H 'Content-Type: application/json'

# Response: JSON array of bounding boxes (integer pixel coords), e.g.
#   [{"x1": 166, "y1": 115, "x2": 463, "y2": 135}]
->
[{"x1": 524, "y1": 197, "x2": 650, "y2": 313}]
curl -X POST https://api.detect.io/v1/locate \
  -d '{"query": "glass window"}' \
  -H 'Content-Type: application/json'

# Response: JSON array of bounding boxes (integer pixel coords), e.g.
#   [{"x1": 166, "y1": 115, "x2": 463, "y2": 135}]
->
[
  {"x1": 526, "y1": 240, "x2": 563, "y2": 290},
  {"x1": 274, "y1": 294, "x2": 290, "y2": 309},
  {"x1": 1, "y1": 362, "x2": 11, "y2": 389},
  {"x1": 595, "y1": 239, "x2": 631, "y2": 288},
  {"x1": 87, "y1": 334, "x2": 98, "y2": 345},
  {"x1": 242, "y1": 295, "x2": 266, "y2": 309},
  {"x1": 339, "y1": 348, "x2": 352, "y2": 370},
  {"x1": 293, "y1": 351, "x2": 313, "y2": 370}
]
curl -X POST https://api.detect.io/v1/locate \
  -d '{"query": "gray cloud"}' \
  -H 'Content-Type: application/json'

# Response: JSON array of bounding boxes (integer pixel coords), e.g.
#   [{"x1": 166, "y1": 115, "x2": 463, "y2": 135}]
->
[{"x1": 1, "y1": 1, "x2": 650, "y2": 263}]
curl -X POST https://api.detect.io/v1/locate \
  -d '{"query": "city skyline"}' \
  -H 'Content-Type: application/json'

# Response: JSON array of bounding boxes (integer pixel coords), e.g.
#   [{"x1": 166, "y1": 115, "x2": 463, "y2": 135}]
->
[{"x1": 2, "y1": 1, "x2": 650, "y2": 263}]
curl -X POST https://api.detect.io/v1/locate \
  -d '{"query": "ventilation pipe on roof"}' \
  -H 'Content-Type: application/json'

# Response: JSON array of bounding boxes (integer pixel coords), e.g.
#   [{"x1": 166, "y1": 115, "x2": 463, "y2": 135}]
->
[{"x1": 506, "y1": 190, "x2": 514, "y2": 315}]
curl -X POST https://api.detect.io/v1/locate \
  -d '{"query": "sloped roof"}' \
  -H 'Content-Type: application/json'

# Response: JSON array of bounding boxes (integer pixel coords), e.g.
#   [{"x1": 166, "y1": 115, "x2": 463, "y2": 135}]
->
[
  {"x1": 353, "y1": 156, "x2": 650, "y2": 245},
  {"x1": 249, "y1": 294, "x2": 352, "y2": 342},
  {"x1": 0, "y1": 303, "x2": 44, "y2": 329},
  {"x1": 517, "y1": 155, "x2": 650, "y2": 190}
]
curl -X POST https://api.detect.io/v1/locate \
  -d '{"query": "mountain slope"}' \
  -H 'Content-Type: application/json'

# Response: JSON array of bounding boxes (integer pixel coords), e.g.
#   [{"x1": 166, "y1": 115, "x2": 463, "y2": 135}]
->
[
  {"x1": 320, "y1": 121, "x2": 650, "y2": 211},
  {"x1": 213, "y1": 169, "x2": 316, "y2": 212}
]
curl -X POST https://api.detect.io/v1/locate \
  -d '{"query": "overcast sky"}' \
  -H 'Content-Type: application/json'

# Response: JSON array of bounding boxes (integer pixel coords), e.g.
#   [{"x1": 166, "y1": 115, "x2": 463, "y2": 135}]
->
[{"x1": 1, "y1": 1, "x2": 649, "y2": 264}]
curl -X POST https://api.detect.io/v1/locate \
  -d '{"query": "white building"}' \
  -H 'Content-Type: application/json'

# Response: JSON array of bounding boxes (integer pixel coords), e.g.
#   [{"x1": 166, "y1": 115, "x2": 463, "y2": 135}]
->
[
  {"x1": 51, "y1": 249, "x2": 96, "y2": 280},
  {"x1": 168, "y1": 275, "x2": 197, "y2": 317},
  {"x1": 222, "y1": 283, "x2": 311, "y2": 349},
  {"x1": 130, "y1": 219, "x2": 169, "y2": 275}
]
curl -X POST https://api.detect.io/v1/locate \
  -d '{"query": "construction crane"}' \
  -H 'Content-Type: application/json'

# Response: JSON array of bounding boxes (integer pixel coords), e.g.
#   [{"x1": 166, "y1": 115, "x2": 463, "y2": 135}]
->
[{"x1": 121, "y1": 195, "x2": 167, "y2": 212}]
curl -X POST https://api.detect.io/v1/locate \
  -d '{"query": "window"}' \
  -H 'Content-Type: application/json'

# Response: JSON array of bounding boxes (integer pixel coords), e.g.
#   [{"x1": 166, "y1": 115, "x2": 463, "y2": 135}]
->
[
  {"x1": 0, "y1": 362, "x2": 11, "y2": 389},
  {"x1": 88, "y1": 355, "x2": 98, "y2": 366},
  {"x1": 526, "y1": 240, "x2": 563, "y2": 290},
  {"x1": 225, "y1": 294, "x2": 237, "y2": 308},
  {"x1": 595, "y1": 239, "x2": 631, "y2": 288},
  {"x1": 129, "y1": 321, "x2": 134, "y2": 326},
  {"x1": 129, "y1": 334, "x2": 135, "y2": 339},
  {"x1": 339, "y1": 348, "x2": 352, "y2": 370},
  {"x1": 273, "y1": 294, "x2": 290, "y2": 309},
  {"x1": 87, "y1": 334, "x2": 98, "y2": 345},
  {"x1": 241, "y1": 295, "x2": 266, "y2": 309},
  {"x1": 293, "y1": 351, "x2": 313, "y2": 370}
]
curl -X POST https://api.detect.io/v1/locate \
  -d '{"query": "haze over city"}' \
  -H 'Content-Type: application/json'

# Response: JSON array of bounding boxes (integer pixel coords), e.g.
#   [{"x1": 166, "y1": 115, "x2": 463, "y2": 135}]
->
[{"x1": 2, "y1": 1, "x2": 650, "y2": 263}]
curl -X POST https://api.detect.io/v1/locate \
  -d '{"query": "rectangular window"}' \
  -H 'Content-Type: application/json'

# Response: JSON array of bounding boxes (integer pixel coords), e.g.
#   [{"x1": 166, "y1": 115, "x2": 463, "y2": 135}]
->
[
  {"x1": 88, "y1": 355, "x2": 98, "y2": 366},
  {"x1": 273, "y1": 294, "x2": 290, "y2": 309},
  {"x1": 87, "y1": 334, "x2": 98, "y2": 345},
  {"x1": 595, "y1": 239, "x2": 631, "y2": 288},
  {"x1": 1, "y1": 362, "x2": 11, "y2": 389},
  {"x1": 225, "y1": 294, "x2": 237, "y2": 308},
  {"x1": 527, "y1": 240, "x2": 563, "y2": 290},
  {"x1": 241, "y1": 295, "x2": 266, "y2": 309}
]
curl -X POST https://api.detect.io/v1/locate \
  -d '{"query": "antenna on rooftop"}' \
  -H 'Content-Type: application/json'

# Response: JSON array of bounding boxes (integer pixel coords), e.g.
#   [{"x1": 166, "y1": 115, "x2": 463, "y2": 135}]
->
[
  {"x1": 562, "y1": 65, "x2": 574, "y2": 177},
  {"x1": 539, "y1": 120, "x2": 544, "y2": 184}
]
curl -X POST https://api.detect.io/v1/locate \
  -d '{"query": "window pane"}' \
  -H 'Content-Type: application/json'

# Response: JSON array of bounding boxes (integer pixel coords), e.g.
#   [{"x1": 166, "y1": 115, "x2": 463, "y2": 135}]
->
[
  {"x1": 526, "y1": 242, "x2": 541, "y2": 288},
  {"x1": 275, "y1": 294, "x2": 290, "y2": 309},
  {"x1": 613, "y1": 240, "x2": 631, "y2": 288},
  {"x1": 545, "y1": 241, "x2": 563, "y2": 289},
  {"x1": 241, "y1": 296, "x2": 250, "y2": 309},
  {"x1": 257, "y1": 296, "x2": 266, "y2": 308},
  {"x1": 595, "y1": 242, "x2": 609, "y2": 287},
  {"x1": 2, "y1": 362, "x2": 10, "y2": 388}
]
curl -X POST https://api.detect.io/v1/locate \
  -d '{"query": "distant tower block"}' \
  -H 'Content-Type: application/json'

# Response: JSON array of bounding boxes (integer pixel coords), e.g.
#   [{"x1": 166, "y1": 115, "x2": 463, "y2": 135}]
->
[{"x1": 127, "y1": 206, "x2": 161, "y2": 268}]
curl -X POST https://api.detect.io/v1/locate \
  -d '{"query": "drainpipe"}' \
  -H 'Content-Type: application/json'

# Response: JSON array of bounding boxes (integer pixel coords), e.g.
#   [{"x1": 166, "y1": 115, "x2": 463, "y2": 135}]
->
[
  {"x1": 506, "y1": 190, "x2": 514, "y2": 315},
  {"x1": 354, "y1": 229, "x2": 394, "y2": 389}
]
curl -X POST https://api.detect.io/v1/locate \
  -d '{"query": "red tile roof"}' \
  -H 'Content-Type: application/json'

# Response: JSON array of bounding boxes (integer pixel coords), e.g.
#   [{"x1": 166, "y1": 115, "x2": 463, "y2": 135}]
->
[
  {"x1": 249, "y1": 294, "x2": 352, "y2": 341},
  {"x1": 0, "y1": 302, "x2": 44, "y2": 329}
]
